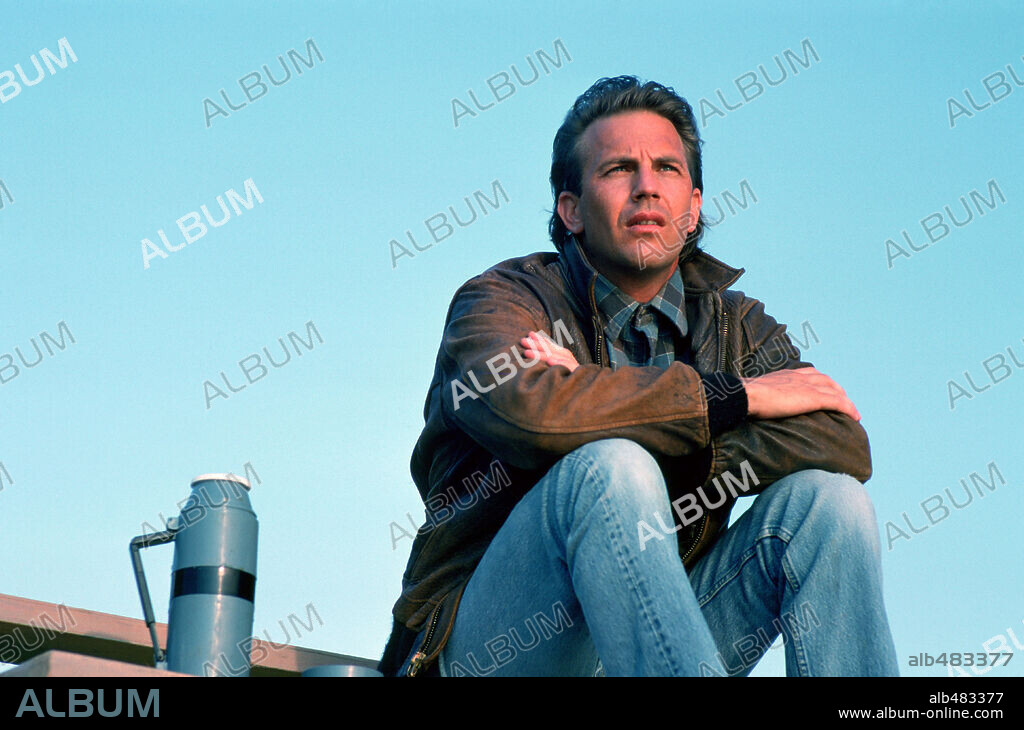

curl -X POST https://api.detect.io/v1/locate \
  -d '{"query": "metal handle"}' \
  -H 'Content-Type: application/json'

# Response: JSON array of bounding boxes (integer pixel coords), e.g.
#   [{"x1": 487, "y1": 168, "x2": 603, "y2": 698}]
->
[{"x1": 129, "y1": 530, "x2": 177, "y2": 667}]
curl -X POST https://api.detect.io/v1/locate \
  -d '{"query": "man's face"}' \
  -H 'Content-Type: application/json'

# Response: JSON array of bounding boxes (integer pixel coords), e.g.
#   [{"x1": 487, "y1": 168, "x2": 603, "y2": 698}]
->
[{"x1": 557, "y1": 110, "x2": 702, "y2": 289}]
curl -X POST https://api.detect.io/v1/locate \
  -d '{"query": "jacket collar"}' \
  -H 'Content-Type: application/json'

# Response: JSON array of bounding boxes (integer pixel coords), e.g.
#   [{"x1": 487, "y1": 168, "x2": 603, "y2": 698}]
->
[
  {"x1": 558, "y1": 235, "x2": 745, "y2": 317},
  {"x1": 678, "y1": 247, "x2": 745, "y2": 294}
]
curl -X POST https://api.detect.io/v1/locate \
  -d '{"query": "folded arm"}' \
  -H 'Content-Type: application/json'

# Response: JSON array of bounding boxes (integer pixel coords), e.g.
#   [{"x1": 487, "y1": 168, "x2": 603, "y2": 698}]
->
[
  {"x1": 520, "y1": 292, "x2": 872, "y2": 488},
  {"x1": 707, "y1": 295, "x2": 872, "y2": 489},
  {"x1": 439, "y1": 273, "x2": 717, "y2": 470}
]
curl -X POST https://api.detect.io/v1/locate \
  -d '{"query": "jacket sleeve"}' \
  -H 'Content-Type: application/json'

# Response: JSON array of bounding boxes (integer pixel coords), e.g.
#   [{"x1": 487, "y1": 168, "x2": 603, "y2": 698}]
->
[
  {"x1": 438, "y1": 272, "x2": 715, "y2": 470},
  {"x1": 707, "y1": 295, "x2": 872, "y2": 490}
]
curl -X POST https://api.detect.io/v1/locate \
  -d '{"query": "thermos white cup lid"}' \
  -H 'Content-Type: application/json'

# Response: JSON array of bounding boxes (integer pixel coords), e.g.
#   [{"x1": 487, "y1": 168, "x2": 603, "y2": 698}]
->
[{"x1": 190, "y1": 473, "x2": 252, "y2": 490}]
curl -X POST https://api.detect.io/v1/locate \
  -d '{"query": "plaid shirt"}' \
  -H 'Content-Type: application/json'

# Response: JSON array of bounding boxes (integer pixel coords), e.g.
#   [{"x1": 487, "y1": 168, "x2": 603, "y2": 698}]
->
[{"x1": 567, "y1": 237, "x2": 690, "y2": 370}]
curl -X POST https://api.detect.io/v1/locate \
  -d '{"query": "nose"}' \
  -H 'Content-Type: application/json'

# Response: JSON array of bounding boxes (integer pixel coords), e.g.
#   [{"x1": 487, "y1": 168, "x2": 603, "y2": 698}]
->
[{"x1": 632, "y1": 164, "x2": 660, "y2": 200}]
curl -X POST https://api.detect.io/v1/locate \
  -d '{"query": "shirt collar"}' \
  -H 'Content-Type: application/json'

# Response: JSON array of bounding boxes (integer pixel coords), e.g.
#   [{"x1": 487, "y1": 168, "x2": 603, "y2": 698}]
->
[{"x1": 564, "y1": 235, "x2": 688, "y2": 341}]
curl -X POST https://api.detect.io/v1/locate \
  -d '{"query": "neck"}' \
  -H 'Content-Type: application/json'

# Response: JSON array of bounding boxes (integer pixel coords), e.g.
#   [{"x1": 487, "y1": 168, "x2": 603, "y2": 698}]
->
[
  {"x1": 568, "y1": 236, "x2": 680, "y2": 304},
  {"x1": 598, "y1": 259, "x2": 678, "y2": 303}
]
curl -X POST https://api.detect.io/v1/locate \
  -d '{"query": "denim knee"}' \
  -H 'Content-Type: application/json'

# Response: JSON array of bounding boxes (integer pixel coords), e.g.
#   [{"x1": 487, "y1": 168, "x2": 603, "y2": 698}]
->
[
  {"x1": 555, "y1": 438, "x2": 670, "y2": 515},
  {"x1": 769, "y1": 470, "x2": 881, "y2": 556}
]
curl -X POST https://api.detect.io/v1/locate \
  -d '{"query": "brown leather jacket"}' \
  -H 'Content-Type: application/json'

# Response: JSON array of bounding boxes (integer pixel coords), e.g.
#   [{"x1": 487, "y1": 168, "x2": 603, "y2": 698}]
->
[{"x1": 379, "y1": 247, "x2": 871, "y2": 676}]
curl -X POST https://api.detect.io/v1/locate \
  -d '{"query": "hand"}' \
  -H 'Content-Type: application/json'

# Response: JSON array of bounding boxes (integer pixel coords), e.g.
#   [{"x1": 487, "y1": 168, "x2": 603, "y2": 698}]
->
[
  {"x1": 519, "y1": 331, "x2": 580, "y2": 372},
  {"x1": 741, "y1": 367, "x2": 861, "y2": 422}
]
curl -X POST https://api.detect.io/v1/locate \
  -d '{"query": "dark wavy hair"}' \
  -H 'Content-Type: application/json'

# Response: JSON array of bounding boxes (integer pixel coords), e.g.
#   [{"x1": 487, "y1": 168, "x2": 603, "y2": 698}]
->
[{"x1": 548, "y1": 75, "x2": 706, "y2": 259}]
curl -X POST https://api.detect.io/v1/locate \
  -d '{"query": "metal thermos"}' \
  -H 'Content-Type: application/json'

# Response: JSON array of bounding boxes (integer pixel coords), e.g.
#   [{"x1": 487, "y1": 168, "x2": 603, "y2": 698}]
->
[{"x1": 130, "y1": 473, "x2": 258, "y2": 676}]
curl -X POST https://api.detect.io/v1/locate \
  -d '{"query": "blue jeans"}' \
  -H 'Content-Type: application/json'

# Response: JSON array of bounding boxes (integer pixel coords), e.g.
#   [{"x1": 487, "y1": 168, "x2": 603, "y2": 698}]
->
[{"x1": 436, "y1": 439, "x2": 899, "y2": 677}]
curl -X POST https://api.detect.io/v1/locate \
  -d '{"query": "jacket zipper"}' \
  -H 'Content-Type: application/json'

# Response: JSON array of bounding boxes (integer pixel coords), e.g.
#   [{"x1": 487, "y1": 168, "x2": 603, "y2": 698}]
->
[
  {"x1": 681, "y1": 301, "x2": 729, "y2": 564},
  {"x1": 718, "y1": 309, "x2": 730, "y2": 372},
  {"x1": 406, "y1": 603, "x2": 442, "y2": 677},
  {"x1": 588, "y1": 275, "x2": 604, "y2": 367},
  {"x1": 680, "y1": 514, "x2": 708, "y2": 564}
]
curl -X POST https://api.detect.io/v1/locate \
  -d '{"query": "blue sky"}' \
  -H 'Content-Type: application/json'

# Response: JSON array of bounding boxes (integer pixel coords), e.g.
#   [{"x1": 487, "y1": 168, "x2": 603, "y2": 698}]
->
[{"x1": 1, "y1": 1, "x2": 1021, "y2": 677}]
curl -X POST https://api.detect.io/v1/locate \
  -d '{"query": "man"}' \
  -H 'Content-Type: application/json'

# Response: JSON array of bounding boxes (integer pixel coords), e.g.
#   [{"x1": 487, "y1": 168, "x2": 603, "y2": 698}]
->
[{"x1": 379, "y1": 75, "x2": 898, "y2": 677}]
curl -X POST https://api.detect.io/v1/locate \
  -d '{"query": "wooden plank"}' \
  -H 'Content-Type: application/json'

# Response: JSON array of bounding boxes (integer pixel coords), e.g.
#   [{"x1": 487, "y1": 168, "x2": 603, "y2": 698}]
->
[
  {"x1": 2, "y1": 651, "x2": 192, "y2": 678},
  {"x1": 0, "y1": 593, "x2": 378, "y2": 677}
]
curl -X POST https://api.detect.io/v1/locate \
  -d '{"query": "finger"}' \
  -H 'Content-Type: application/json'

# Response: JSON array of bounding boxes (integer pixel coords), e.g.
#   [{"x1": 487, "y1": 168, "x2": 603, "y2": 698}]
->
[
  {"x1": 530, "y1": 335, "x2": 559, "y2": 356},
  {"x1": 532, "y1": 331, "x2": 560, "y2": 348},
  {"x1": 524, "y1": 332, "x2": 549, "y2": 351},
  {"x1": 834, "y1": 395, "x2": 860, "y2": 421},
  {"x1": 523, "y1": 348, "x2": 558, "y2": 365},
  {"x1": 523, "y1": 334, "x2": 556, "y2": 350}
]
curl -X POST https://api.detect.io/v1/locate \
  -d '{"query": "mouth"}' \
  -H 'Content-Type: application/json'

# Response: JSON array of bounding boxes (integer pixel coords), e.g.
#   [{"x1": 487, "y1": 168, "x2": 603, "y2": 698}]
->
[{"x1": 626, "y1": 212, "x2": 666, "y2": 233}]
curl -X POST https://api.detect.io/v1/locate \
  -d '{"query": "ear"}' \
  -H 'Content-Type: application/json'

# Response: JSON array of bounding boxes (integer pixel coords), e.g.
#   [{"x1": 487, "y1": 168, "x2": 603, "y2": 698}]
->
[
  {"x1": 557, "y1": 191, "x2": 584, "y2": 234},
  {"x1": 688, "y1": 188, "x2": 702, "y2": 231}
]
